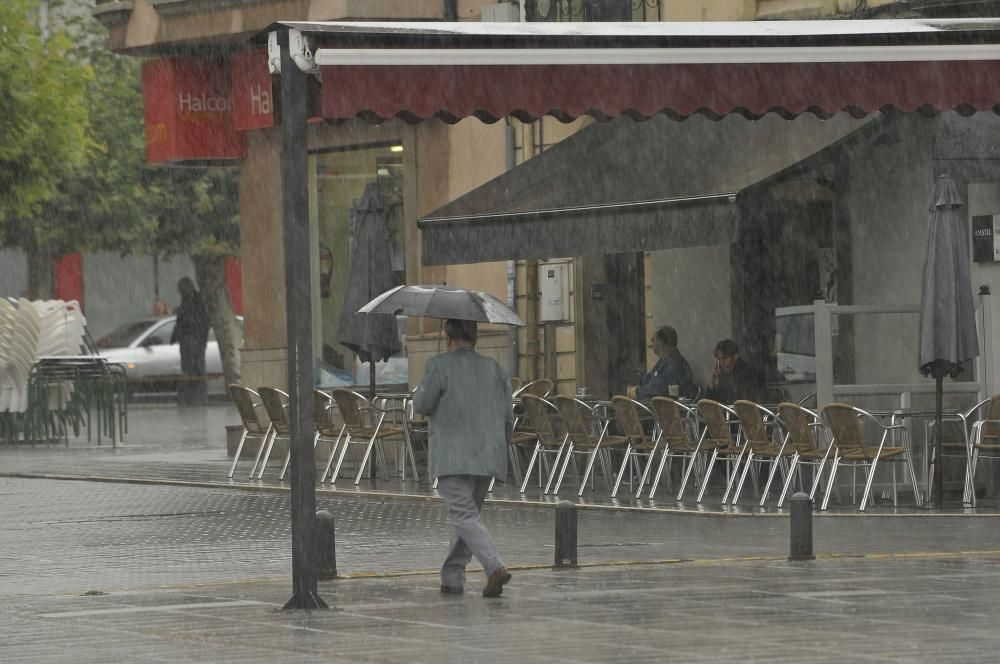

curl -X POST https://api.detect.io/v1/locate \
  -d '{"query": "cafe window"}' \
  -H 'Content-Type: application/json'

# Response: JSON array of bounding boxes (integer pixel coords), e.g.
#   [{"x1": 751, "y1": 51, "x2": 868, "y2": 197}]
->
[{"x1": 310, "y1": 143, "x2": 406, "y2": 388}]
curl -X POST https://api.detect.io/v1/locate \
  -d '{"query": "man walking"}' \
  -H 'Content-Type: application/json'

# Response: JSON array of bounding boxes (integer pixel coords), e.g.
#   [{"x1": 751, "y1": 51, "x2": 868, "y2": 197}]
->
[
  {"x1": 170, "y1": 277, "x2": 210, "y2": 405},
  {"x1": 413, "y1": 319, "x2": 513, "y2": 598}
]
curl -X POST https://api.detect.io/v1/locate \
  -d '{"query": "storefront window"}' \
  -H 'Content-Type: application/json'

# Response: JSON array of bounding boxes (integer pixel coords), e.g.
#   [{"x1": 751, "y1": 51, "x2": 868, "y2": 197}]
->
[{"x1": 310, "y1": 143, "x2": 406, "y2": 389}]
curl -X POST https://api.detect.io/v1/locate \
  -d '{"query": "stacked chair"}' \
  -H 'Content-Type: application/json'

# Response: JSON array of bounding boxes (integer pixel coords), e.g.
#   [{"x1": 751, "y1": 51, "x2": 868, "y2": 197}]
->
[{"x1": 0, "y1": 299, "x2": 112, "y2": 445}]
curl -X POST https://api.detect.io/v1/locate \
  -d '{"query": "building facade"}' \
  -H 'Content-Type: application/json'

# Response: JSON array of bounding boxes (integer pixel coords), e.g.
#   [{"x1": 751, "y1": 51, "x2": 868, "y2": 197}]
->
[{"x1": 89, "y1": 0, "x2": 1000, "y2": 426}]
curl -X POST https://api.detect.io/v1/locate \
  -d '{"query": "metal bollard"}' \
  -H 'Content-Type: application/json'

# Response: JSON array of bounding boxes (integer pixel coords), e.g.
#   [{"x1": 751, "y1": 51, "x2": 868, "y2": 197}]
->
[
  {"x1": 314, "y1": 510, "x2": 338, "y2": 579},
  {"x1": 554, "y1": 500, "x2": 578, "y2": 568},
  {"x1": 788, "y1": 492, "x2": 815, "y2": 561}
]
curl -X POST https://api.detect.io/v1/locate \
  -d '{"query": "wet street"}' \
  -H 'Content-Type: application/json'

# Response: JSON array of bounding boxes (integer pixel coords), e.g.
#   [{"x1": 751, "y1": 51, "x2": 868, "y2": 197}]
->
[{"x1": 3, "y1": 404, "x2": 1000, "y2": 660}]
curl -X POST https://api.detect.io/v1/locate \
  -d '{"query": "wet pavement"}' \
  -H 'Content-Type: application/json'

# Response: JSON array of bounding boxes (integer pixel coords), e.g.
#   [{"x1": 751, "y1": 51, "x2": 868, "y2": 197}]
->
[
  {"x1": 6, "y1": 554, "x2": 1000, "y2": 662},
  {"x1": 4, "y1": 403, "x2": 1000, "y2": 660}
]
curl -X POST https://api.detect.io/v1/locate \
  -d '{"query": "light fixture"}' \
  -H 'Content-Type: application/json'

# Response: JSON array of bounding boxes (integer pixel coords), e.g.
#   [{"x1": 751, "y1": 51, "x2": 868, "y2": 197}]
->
[{"x1": 390, "y1": 145, "x2": 404, "y2": 153}]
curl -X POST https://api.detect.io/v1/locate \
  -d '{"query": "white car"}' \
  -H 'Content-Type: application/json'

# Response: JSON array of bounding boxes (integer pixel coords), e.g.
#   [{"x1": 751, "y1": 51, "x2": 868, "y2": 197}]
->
[{"x1": 95, "y1": 315, "x2": 243, "y2": 393}]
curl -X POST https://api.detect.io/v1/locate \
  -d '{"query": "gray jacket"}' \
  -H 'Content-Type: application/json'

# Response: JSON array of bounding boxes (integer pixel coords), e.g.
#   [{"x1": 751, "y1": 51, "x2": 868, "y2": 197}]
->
[{"x1": 412, "y1": 346, "x2": 512, "y2": 480}]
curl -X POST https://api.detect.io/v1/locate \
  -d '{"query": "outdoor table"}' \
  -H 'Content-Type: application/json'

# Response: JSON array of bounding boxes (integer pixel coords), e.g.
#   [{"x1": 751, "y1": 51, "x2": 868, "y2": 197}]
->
[{"x1": 869, "y1": 407, "x2": 963, "y2": 503}]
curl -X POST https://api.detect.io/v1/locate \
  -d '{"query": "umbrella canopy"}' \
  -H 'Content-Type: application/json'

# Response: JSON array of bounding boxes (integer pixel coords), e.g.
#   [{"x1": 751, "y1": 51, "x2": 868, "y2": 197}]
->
[
  {"x1": 336, "y1": 183, "x2": 402, "y2": 364},
  {"x1": 918, "y1": 174, "x2": 979, "y2": 508},
  {"x1": 919, "y1": 175, "x2": 979, "y2": 379},
  {"x1": 359, "y1": 285, "x2": 525, "y2": 326}
]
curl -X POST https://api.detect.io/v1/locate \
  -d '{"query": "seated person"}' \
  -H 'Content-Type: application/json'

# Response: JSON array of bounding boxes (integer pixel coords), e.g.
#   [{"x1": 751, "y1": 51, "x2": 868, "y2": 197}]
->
[
  {"x1": 705, "y1": 339, "x2": 767, "y2": 404},
  {"x1": 628, "y1": 325, "x2": 697, "y2": 401}
]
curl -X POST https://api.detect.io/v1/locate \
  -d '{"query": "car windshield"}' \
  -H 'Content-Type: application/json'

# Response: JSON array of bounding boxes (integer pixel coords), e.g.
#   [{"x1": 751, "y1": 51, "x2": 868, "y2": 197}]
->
[{"x1": 95, "y1": 320, "x2": 155, "y2": 349}]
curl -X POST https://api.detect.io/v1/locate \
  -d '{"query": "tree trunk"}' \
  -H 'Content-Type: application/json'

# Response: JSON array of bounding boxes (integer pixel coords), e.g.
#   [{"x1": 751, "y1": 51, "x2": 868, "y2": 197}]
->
[
  {"x1": 193, "y1": 254, "x2": 241, "y2": 387},
  {"x1": 26, "y1": 249, "x2": 54, "y2": 300}
]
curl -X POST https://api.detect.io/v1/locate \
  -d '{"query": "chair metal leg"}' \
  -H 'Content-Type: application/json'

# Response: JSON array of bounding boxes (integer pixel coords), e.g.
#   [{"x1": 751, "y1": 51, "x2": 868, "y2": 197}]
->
[
  {"x1": 248, "y1": 424, "x2": 273, "y2": 479},
  {"x1": 578, "y1": 442, "x2": 605, "y2": 497},
  {"x1": 777, "y1": 454, "x2": 800, "y2": 507},
  {"x1": 678, "y1": 435, "x2": 708, "y2": 501},
  {"x1": 905, "y1": 449, "x2": 923, "y2": 507},
  {"x1": 648, "y1": 448, "x2": 672, "y2": 500},
  {"x1": 760, "y1": 454, "x2": 784, "y2": 507},
  {"x1": 611, "y1": 447, "x2": 633, "y2": 498},
  {"x1": 403, "y1": 427, "x2": 420, "y2": 483},
  {"x1": 520, "y1": 443, "x2": 541, "y2": 494},
  {"x1": 891, "y1": 460, "x2": 898, "y2": 507},
  {"x1": 354, "y1": 433, "x2": 381, "y2": 485},
  {"x1": 280, "y1": 430, "x2": 320, "y2": 481},
  {"x1": 821, "y1": 456, "x2": 841, "y2": 511},
  {"x1": 721, "y1": 448, "x2": 747, "y2": 504},
  {"x1": 696, "y1": 449, "x2": 721, "y2": 503},
  {"x1": 228, "y1": 427, "x2": 249, "y2": 479},
  {"x1": 255, "y1": 431, "x2": 280, "y2": 480},
  {"x1": 543, "y1": 442, "x2": 568, "y2": 495},
  {"x1": 552, "y1": 442, "x2": 576, "y2": 495},
  {"x1": 320, "y1": 425, "x2": 347, "y2": 483},
  {"x1": 731, "y1": 451, "x2": 757, "y2": 504},
  {"x1": 635, "y1": 444, "x2": 659, "y2": 499},
  {"x1": 859, "y1": 456, "x2": 881, "y2": 513},
  {"x1": 330, "y1": 432, "x2": 354, "y2": 484}
]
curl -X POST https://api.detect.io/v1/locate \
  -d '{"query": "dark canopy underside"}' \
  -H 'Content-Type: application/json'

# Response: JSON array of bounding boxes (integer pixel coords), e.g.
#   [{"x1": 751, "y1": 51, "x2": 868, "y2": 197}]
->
[{"x1": 418, "y1": 113, "x2": 873, "y2": 265}]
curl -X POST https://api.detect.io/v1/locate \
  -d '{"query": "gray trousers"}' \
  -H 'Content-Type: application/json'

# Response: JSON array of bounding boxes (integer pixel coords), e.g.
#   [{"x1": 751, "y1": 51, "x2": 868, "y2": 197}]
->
[{"x1": 436, "y1": 474, "x2": 504, "y2": 587}]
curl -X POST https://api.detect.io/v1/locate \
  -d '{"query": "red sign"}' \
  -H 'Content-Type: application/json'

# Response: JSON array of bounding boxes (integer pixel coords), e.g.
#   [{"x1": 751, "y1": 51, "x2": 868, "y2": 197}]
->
[
  {"x1": 54, "y1": 253, "x2": 84, "y2": 311},
  {"x1": 232, "y1": 49, "x2": 274, "y2": 131},
  {"x1": 142, "y1": 56, "x2": 243, "y2": 164}
]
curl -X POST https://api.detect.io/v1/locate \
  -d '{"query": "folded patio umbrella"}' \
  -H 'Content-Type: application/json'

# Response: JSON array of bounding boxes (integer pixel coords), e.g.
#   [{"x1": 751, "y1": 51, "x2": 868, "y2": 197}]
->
[
  {"x1": 918, "y1": 174, "x2": 979, "y2": 507},
  {"x1": 337, "y1": 183, "x2": 402, "y2": 396}
]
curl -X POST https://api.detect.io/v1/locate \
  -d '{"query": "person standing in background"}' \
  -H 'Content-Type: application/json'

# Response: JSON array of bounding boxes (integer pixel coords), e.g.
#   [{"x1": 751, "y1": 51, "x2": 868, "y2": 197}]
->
[{"x1": 170, "y1": 277, "x2": 209, "y2": 405}]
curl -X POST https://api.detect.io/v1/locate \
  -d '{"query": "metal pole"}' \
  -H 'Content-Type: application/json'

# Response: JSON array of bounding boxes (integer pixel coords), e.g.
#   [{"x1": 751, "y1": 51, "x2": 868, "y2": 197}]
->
[
  {"x1": 935, "y1": 373, "x2": 944, "y2": 509},
  {"x1": 788, "y1": 492, "x2": 815, "y2": 561},
  {"x1": 279, "y1": 30, "x2": 327, "y2": 610},
  {"x1": 554, "y1": 500, "x2": 578, "y2": 568}
]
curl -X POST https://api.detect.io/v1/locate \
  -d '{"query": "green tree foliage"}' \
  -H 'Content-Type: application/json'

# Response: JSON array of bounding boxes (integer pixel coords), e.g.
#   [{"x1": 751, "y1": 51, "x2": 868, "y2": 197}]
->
[
  {"x1": 3, "y1": 2, "x2": 242, "y2": 383},
  {"x1": 0, "y1": 0, "x2": 92, "y2": 245}
]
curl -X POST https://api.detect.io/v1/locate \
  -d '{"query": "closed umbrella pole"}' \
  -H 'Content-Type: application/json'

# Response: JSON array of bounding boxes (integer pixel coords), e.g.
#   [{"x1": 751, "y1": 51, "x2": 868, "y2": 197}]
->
[
  {"x1": 336, "y1": 183, "x2": 402, "y2": 400},
  {"x1": 918, "y1": 175, "x2": 979, "y2": 509}
]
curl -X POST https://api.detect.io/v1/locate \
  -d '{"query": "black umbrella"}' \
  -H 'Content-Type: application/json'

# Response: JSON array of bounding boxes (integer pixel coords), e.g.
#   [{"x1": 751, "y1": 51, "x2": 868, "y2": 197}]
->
[
  {"x1": 359, "y1": 284, "x2": 525, "y2": 326},
  {"x1": 918, "y1": 174, "x2": 979, "y2": 508},
  {"x1": 336, "y1": 182, "x2": 402, "y2": 398}
]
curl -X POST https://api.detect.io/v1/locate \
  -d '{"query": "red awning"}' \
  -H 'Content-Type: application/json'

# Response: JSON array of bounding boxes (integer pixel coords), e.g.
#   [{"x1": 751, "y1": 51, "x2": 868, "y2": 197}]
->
[
  {"x1": 319, "y1": 60, "x2": 1000, "y2": 123},
  {"x1": 259, "y1": 19, "x2": 1000, "y2": 123}
]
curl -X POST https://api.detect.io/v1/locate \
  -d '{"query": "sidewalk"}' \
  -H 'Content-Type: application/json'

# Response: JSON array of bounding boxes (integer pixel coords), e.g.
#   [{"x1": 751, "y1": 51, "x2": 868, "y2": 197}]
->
[
  {"x1": 4, "y1": 404, "x2": 1000, "y2": 661},
  {"x1": 7, "y1": 552, "x2": 1000, "y2": 663}
]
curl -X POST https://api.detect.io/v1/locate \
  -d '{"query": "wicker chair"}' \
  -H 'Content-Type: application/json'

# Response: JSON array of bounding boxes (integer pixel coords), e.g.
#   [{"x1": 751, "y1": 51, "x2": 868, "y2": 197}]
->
[
  {"x1": 730, "y1": 400, "x2": 790, "y2": 506},
  {"x1": 227, "y1": 384, "x2": 271, "y2": 479},
  {"x1": 518, "y1": 394, "x2": 566, "y2": 494},
  {"x1": 551, "y1": 395, "x2": 627, "y2": 496},
  {"x1": 513, "y1": 378, "x2": 554, "y2": 399},
  {"x1": 776, "y1": 402, "x2": 834, "y2": 508},
  {"x1": 687, "y1": 399, "x2": 743, "y2": 504},
  {"x1": 323, "y1": 388, "x2": 407, "y2": 485},
  {"x1": 609, "y1": 396, "x2": 659, "y2": 498},
  {"x1": 252, "y1": 387, "x2": 290, "y2": 480},
  {"x1": 648, "y1": 397, "x2": 702, "y2": 499},
  {"x1": 964, "y1": 395, "x2": 1000, "y2": 506},
  {"x1": 820, "y1": 403, "x2": 921, "y2": 511}
]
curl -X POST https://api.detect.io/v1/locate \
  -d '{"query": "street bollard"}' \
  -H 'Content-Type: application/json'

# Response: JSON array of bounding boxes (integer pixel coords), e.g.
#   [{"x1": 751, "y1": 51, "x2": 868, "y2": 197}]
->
[
  {"x1": 554, "y1": 500, "x2": 578, "y2": 568},
  {"x1": 788, "y1": 492, "x2": 815, "y2": 561},
  {"x1": 314, "y1": 510, "x2": 338, "y2": 579}
]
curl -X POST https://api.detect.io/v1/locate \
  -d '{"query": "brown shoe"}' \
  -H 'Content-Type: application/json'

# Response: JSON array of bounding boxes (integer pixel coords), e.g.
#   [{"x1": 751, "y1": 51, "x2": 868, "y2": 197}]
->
[{"x1": 482, "y1": 567, "x2": 511, "y2": 598}]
